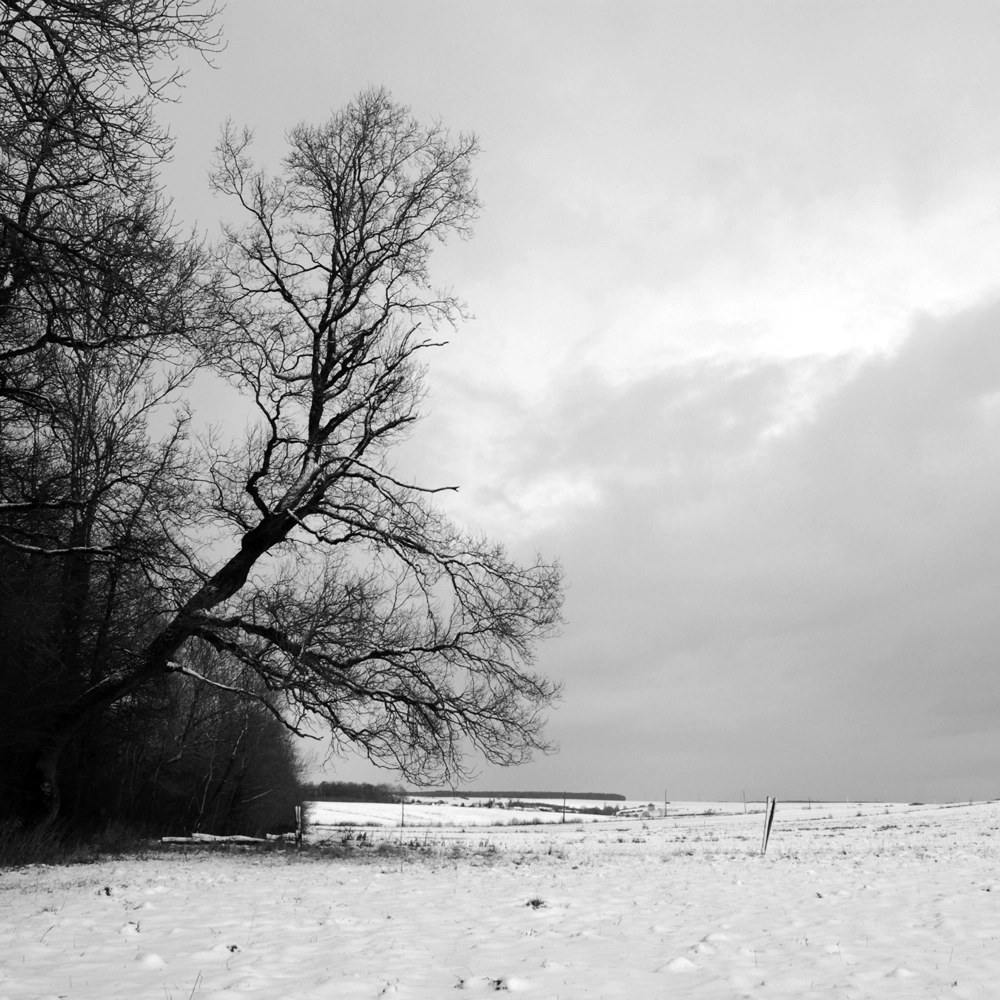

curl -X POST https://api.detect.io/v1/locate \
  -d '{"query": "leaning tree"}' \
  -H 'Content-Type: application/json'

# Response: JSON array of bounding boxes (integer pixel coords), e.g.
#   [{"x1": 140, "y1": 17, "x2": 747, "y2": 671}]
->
[{"x1": 25, "y1": 87, "x2": 564, "y2": 824}]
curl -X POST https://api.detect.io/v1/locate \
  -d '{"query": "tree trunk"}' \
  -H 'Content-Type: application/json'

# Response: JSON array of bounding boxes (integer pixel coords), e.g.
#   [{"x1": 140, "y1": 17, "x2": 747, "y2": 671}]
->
[{"x1": 32, "y1": 744, "x2": 62, "y2": 830}]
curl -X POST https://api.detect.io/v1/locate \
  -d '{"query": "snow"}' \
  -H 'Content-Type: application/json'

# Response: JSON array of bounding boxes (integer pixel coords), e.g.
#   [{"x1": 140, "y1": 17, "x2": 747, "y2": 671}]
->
[
  {"x1": 305, "y1": 798, "x2": 618, "y2": 830},
  {"x1": 304, "y1": 797, "x2": 768, "y2": 830},
  {"x1": 2, "y1": 800, "x2": 1000, "y2": 998}
]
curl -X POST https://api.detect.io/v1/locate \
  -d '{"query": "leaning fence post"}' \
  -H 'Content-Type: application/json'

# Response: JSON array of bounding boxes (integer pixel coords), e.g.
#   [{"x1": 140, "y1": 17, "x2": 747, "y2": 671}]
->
[{"x1": 760, "y1": 797, "x2": 777, "y2": 855}]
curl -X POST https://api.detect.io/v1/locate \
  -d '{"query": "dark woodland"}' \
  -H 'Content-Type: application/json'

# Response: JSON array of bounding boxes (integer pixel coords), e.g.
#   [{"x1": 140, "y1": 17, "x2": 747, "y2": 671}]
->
[{"x1": 300, "y1": 782, "x2": 406, "y2": 804}]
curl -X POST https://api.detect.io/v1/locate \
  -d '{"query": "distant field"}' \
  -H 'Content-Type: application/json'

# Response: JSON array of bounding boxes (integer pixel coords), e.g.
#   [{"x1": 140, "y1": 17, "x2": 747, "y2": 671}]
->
[
  {"x1": 304, "y1": 799, "x2": 606, "y2": 829},
  {"x1": 306, "y1": 796, "x2": 670, "y2": 830},
  {"x1": 304, "y1": 796, "x2": 914, "y2": 832},
  {"x1": 419, "y1": 790, "x2": 627, "y2": 800}
]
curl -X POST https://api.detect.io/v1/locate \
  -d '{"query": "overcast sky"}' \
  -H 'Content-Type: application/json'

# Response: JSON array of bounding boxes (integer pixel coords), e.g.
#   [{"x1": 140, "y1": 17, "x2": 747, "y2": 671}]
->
[{"x1": 161, "y1": 1, "x2": 1000, "y2": 801}]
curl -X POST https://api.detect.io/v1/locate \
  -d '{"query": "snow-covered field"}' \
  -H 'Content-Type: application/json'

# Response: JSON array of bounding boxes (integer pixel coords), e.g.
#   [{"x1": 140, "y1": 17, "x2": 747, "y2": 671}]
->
[
  {"x1": 304, "y1": 796, "x2": 775, "y2": 830},
  {"x1": 305, "y1": 797, "x2": 634, "y2": 830},
  {"x1": 2, "y1": 800, "x2": 999, "y2": 999}
]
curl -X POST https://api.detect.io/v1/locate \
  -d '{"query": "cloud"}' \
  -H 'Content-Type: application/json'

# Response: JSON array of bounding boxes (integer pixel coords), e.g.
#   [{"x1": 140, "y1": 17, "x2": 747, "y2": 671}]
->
[{"x1": 478, "y1": 300, "x2": 1000, "y2": 799}]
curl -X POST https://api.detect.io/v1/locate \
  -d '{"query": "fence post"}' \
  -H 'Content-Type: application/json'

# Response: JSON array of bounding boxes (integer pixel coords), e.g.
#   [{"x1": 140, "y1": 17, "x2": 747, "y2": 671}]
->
[
  {"x1": 760, "y1": 797, "x2": 777, "y2": 855},
  {"x1": 295, "y1": 805, "x2": 302, "y2": 848}
]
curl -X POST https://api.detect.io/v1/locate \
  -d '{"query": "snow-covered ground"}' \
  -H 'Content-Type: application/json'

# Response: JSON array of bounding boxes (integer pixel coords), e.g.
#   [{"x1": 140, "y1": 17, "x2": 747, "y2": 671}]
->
[
  {"x1": 2, "y1": 800, "x2": 999, "y2": 999},
  {"x1": 303, "y1": 797, "x2": 933, "y2": 832},
  {"x1": 305, "y1": 796, "x2": 825, "y2": 831},
  {"x1": 304, "y1": 798, "x2": 625, "y2": 829}
]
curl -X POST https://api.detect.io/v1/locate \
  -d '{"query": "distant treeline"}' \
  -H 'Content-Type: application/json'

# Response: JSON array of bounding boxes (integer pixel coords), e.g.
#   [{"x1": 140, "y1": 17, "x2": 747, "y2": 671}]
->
[
  {"x1": 301, "y1": 781, "x2": 405, "y2": 803},
  {"x1": 423, "y1": 790, "x2": 626, "y2": 801}
]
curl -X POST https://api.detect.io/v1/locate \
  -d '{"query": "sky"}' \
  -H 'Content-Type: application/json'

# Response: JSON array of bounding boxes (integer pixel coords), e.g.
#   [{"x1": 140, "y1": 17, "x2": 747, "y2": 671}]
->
[{"x1": 158, "y1": 1, "x2": 1000, "y2": 802}]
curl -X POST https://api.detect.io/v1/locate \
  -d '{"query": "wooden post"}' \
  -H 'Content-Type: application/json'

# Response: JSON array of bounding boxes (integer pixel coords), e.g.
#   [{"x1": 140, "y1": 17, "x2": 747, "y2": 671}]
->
[
  {"x1": 760, "y1": 797, "x2": 777, "y2": 855},
  {"x1": 295, "y1": 805, "x2": 302, "y2": 848},
  {"x1": 742, "y1": 790, "x2": 746, "y2": 815}
]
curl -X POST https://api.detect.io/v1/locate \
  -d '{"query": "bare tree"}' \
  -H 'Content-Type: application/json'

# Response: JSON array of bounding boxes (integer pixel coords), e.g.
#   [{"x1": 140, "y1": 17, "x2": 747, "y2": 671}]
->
[
  {"x1": 23, "y1": 88, "x2": 563, "y2": 825},
  {"x1": 0, "y1": 178, "x2": 213, "y2": 830},
  {"x1": 0, "y1": 300, "x2": 202, "y2": 822},
  {"x1": 0, "y1": 0, "x2": 219, "y2": 572},
  {"x1": 0, "y1": 1, "x2": 304, "y2": 833},
  {"x1": 0, "y1": 0, "x2": 221, "y2": 358}
]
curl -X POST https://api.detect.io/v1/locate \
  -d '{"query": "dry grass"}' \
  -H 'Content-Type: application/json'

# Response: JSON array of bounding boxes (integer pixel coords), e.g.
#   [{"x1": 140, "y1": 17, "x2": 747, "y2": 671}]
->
[{"x1": 0, "y1": 821, "x2": 150, "y2": 869}]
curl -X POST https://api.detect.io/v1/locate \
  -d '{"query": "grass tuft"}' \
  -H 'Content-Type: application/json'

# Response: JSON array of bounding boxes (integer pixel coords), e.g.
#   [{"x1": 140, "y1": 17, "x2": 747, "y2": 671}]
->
[{"x1": 0, "y1": 821, "x2": 150, "y2": 869}]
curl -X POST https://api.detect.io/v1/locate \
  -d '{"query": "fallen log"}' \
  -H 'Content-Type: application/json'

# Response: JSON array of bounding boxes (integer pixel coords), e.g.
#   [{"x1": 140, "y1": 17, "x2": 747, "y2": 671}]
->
[{"x1": 161, "y1": 834, "x2": 269, "y2": 844}]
